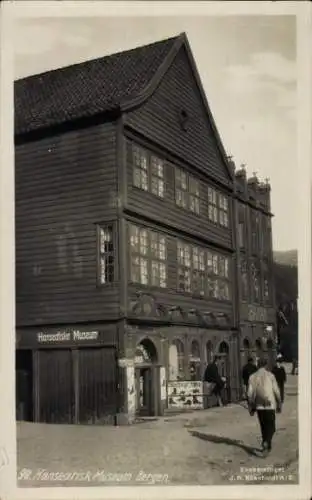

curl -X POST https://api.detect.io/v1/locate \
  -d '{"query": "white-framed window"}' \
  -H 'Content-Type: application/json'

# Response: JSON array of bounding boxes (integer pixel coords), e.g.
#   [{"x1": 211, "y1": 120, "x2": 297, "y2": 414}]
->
[
  {"x1": 208, "y1": 187, "x2": 229, "y2": 228},
  {"x1": 133, "y1": 145, "x2": 148, "y2": 191},
  {"x1": 175, "y1": 168, "x2": 201, "y2": 214},
  {"x1": 132, "y1": 142, "x2": 165, "y2": 198},
  {"x1": 219, "y1": 194, "x2": 229, "y2": 227},
  {"x1": 99, "y1": 225, "x2": 114, "y2": 284},
  {"x1": 175, "y1": 168, "x2": 188, "y2": 209},
  {"x1": 151, "y1": 155, "x2": 165, "y2": 198},
  {"x1": 130, "y1": 224, "x2": 167, "y2": 287},
  {"x1": 189, "y1": 175, "x2": 200, "y2": 214},
  {"x1": 208, "y1": 187, "x2": 218, "y2": 223},
  {"x1": 177, "y1": 241, "x2": 191, "y2": 292}
]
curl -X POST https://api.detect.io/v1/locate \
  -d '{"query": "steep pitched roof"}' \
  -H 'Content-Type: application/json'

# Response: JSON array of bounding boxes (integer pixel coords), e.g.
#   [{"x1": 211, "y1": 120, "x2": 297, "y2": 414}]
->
[
  {"x1": 15, "y1": 32, "x2": 233, "y2": 182},
  {"x1": 14, "y1": 35, "x2": 178, "y2": 136}
]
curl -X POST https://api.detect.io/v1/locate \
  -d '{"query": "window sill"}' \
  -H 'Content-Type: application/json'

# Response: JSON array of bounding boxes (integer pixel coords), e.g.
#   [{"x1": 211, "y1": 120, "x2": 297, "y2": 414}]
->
[{"x1": 132, "y1": 184, "x2": 166, "y2": 201}]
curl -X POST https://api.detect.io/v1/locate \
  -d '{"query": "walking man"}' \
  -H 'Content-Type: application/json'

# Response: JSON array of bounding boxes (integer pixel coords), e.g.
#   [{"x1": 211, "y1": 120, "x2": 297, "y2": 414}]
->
[
  {"x1": 247, "y1": 357, "x2": 282, "y2": 456},
  {"x1": 272, "y1": 354, "x2": 287, "y2": 403},
  {"x1": 242, "y1": 356, "x2": 257, "y2": 398},
  {"x1": 204, "y1": 356, "x2": 226, "y2": 407}
]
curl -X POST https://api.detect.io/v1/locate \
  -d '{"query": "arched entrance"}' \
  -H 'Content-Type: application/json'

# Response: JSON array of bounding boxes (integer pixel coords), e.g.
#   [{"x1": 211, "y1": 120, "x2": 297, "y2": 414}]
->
[
  {"x1": 134, "y1": 338, "x2": 158, "y2": 417},
  {"x1": 242, "y1": 337, "x2": 251, "y2": 364},
  {"x1": 218, "y1": 341, "x2": 230, "y2": 404},
  {"x1": 169, "y1": 339, "x2": 185, "y2": 381},
  {"x1": 255, "y1": 338, "x2": 263, "y2": 365}
]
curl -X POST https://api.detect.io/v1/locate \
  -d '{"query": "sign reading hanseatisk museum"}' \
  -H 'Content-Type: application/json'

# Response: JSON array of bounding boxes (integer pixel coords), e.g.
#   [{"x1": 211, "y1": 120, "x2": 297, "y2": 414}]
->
[{"x1": 37, "y1": 330, "x2": 99, "y2": 343}]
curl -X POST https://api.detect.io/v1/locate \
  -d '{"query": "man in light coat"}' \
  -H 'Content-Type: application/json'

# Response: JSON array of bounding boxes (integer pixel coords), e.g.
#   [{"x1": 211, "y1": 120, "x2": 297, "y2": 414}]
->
[{"x1": 247, "y1": 357, "x2": 282, "y2": 455}]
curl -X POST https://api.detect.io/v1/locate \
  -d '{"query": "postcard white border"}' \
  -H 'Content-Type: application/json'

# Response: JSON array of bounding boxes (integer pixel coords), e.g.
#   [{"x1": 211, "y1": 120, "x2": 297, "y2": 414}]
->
[{"x1": 0, "y1": 2, "x2": 311, "y2": 500}]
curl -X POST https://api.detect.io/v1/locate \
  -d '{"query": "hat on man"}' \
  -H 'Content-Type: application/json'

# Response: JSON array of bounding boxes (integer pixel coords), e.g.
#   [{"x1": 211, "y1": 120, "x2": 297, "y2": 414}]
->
[{"x1": 276, "y1": 354, "x2": 283, "y2": 361}]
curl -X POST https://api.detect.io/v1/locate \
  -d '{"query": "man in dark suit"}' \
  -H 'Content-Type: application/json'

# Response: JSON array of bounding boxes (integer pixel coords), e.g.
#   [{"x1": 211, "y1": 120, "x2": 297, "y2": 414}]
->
[{"x1": 203, "y1": 356, "x2": 225, "y2": 407}]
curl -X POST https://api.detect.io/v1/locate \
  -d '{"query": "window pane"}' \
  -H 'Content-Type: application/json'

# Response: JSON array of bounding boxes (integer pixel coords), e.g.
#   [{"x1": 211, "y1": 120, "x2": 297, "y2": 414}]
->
[
  {"x1": 139, "y1": 230, "x2": 148, "y2": 255},
  {"x1": 130, "y1": 225, "x2": 139, "y2": 252},
  {"x1": 140, "y1": 258, "x2": 148, "y2": 285},
  {"x1": 141, "y1": 170, "x2": 148, "y2": 191},
  {"x1": 219, "y1": 256, "x2": 225, "y2": 277},
  {"x1": 176, "y1": 189, "x2": 187, "y2": 208},
  {"x1": 151, "y1": 177, "x2": 164, "y2": 198},
  {"x1": 224, "y1": 258, "x2": 229, "y2": 278},
  {"x1": 189, "y1": 176, "x2": 199, "y2": 195},
  {"x1": 131, "y1": 256, "x2": 140, "y2": 282},
  {"x1": 133, "y1": 167, "x2": 141, "y2": 188},
  {"x1": 159, "y1": 237, "x2": 166, "y2": 260},
  {"x1": 193, "y1": 247, "x2": 199, "y2": 270},
  {"x1": 151, "y1": 156, "x2": 164, "y2": 177},
  {"x1": 159, "y1": 263, "x2": 166, "y2": 288},
  {"x1": 133, "y1": 145, "x2": 147, "y2": 170},
  {"x1": 190, "y1": 195, "x2": 200, "y2": 214},
  {"x1": 212, "y1": 254, "x2": 218, "y2": 274}
]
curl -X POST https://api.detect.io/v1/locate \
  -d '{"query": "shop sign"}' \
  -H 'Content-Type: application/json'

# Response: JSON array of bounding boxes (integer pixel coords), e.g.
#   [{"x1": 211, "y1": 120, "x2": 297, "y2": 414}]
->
[
  {"x1": 37, "y1": 330, "x2": 99, "y2": 343},
  {"x1": 167, "y1": 381, "x2": 204, "y2": 410}
]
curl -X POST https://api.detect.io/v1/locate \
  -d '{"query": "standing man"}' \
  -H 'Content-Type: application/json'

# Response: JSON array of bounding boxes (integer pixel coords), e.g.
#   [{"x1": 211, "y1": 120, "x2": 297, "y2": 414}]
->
[
  {"x1": 272, "y1": 354, "x2": 287, "y2": 403},
  {"x1": 242, "y1": 357, "x2": 257, "y2": 397},
  {"x1": 203, "y1": 356, "x2": 226, "y2": 407},
  {"x1": 247, "y1": 358, "x2": 282, "y2": 456}
]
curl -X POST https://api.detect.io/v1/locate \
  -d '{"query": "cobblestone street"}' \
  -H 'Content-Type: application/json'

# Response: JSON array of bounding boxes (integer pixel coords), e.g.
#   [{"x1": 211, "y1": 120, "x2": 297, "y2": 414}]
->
[{"x1": 17, "y1": 374, "x2": 298, "y2": 488}]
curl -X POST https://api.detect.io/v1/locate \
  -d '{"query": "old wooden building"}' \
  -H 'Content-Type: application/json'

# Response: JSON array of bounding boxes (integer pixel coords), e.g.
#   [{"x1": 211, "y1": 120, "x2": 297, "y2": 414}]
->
[
  {"x1": 15, "y1": 33, "x2": 274, "y2": 425},
  {"x1": 233, "y1": 164, "x2": 276, "y2": 369}
]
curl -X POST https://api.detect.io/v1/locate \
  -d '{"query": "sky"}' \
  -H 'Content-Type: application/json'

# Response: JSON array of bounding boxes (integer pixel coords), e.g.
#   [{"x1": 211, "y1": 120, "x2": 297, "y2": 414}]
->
[{"x1": 13, "y1": 14, "x2": 297, "y2": 252}]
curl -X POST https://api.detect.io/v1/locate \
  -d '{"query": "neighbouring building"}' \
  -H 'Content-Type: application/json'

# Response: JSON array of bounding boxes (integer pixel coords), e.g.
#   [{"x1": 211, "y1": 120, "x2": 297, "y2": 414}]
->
[
  {"x1": 14, "y1": 33, "x2": 275, "y2": 425},
  {"x1": 233, "y1": 164, "x2": 277, "y2": 371}
]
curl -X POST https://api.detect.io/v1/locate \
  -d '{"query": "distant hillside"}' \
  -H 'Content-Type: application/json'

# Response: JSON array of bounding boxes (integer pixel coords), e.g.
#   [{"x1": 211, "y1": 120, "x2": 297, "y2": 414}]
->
[{"x1": 273, "y1": 249, "x2": 297, "y2": 267}]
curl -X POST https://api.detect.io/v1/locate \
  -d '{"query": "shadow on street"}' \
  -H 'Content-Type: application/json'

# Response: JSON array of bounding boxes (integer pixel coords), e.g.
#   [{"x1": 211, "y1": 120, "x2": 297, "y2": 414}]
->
[{"x1": 189, "y1": 430, "x2": 262, "y2": 457}]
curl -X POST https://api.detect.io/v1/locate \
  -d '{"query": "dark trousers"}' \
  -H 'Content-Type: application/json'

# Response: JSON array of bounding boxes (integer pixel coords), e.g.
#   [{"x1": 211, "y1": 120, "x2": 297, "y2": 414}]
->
[
  {"x1": 278, "y1": 383, "x2": 284, "y2": 403},
  {"x1": 257, "y1": 410, "x2": 276, "y2": 449}
]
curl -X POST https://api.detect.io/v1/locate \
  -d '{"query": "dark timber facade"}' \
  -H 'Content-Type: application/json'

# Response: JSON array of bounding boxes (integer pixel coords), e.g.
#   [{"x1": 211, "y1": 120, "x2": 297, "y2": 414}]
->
[{"x1": 15, "y1": 33, "x2": 276, "y2": 424}]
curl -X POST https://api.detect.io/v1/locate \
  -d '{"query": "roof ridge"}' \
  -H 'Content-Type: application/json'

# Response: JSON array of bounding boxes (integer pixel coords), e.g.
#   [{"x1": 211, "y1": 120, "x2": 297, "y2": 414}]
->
[{"x1": 15, "y1": 34, "x2": 180, "y2": 84}]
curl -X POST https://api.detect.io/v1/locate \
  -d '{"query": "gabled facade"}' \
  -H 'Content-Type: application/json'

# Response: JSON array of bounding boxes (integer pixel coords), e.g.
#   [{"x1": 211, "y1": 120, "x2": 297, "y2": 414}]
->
[{"x1": 15, "y1": 33, "x2": 274, "y2": 425}]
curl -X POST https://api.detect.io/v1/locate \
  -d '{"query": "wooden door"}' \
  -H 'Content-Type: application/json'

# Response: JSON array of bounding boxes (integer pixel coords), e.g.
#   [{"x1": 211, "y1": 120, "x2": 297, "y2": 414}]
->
[
  {"x1": 38, "y1": 349, "x2": 73, "y2": 424},
  {"x1": 78, "y1": 347, "x2": 117, "y2": 425}
]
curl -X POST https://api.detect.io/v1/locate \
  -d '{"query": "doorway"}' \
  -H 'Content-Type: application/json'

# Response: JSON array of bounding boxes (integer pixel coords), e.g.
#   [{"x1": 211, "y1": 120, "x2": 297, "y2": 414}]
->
[
  {"x1": 134, "y1": 338, "x2": 158, "y2": 417},
  {"x1": 135, "y1": 366, "x2": 153, "y2": 416},
  {"x1": 16, "y1": 349, "x2": 33, "y2": 421}
]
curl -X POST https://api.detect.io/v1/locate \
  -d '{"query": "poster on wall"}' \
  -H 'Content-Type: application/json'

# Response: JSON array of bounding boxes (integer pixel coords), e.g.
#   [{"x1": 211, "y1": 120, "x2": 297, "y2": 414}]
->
[
  {"x1": 126, "y1": 366, "x2": 136, "y2": 418},
  {"x1": 160, "y1": 367, "x2": 167, "y2": 401},
  {"x1": 167, "y1": 381, "x2": 204, "y2": 410}
]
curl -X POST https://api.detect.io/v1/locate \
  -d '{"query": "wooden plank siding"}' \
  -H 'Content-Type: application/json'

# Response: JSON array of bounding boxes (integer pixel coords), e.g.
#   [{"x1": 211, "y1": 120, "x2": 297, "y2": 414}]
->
[
  {"x1": 124, "y1": 46, "x2": 232, "y2": 189},
  {"x1": 125, "y1": 219, "x2": 234, "y2": 323},
  {"x1": 124, "y1": 136, "x2": 233, "y2": 250},
  {"x1": 15, "y1": 121, "x2": 120, "y2": 326}
]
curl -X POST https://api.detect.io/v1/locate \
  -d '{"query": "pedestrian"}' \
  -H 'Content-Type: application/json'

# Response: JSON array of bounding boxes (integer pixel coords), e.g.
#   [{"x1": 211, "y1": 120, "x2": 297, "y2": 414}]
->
[
  {"x1": 272, "y1": 354, "x2": 287, "y2": 403},
  {"x1": 203, "y1": 356, "x2": 226, "y2": 407},
  {"x1": 291, "y1": 358, "x2": 298, "y2": 375},
  {"x1": 242, "y1": 356, "x2": 257, "y2": 397},
  {"x1": 247, "y1": 357, "x2": 282, "y2": 456}
]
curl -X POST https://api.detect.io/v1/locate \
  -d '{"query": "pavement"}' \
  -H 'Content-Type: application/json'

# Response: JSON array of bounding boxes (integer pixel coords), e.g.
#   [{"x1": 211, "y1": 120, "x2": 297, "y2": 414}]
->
[{"x1": 16, "y1": 371, "x2": 298, "y2": 487}]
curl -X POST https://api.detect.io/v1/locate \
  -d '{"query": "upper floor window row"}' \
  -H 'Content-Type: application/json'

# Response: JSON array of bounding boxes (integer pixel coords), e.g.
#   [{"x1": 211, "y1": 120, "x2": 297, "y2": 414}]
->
[
  {"x1": 177, "y1": 240, "x2": 231, "y2": 300},
  {"x1": 131, "y1": 142, "x2": 229, "y2": 227}
]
